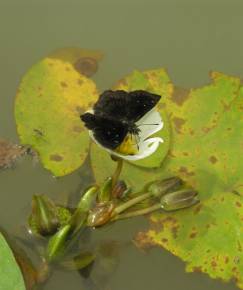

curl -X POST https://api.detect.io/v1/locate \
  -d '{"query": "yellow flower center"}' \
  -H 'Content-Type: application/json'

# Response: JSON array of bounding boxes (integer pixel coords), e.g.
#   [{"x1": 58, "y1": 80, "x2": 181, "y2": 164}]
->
[{"x1": 114, "y1": 134, "x2": 139, "y2": 155}]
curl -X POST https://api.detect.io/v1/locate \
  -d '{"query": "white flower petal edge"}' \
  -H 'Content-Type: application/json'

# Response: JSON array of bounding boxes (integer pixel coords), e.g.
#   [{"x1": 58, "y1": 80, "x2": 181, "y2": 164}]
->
[{"x1": 136, "y1": 109, "x2": 163, "y2": 140}]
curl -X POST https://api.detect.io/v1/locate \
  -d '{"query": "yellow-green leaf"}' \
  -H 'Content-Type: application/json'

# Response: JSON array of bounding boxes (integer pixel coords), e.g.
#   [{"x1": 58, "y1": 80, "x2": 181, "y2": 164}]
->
[
  {"x1": 15, "y1": 52, "x2": 99, "y2": 176},
  {"x1": 135, "y1": 71, "x2": 243, "y2": 289}
]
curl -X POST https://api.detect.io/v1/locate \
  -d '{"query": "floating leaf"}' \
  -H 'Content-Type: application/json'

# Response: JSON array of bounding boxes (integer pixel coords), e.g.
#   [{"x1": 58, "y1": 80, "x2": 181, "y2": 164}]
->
[
  {"x1": 15, "y1": 51, "x2": 99, "y2": 176},
  {"x1": 133, "y1": 71, "x2": 243, "y2": 288},
  {"x1": 0, "y1": 232, "x2": 26, "y2": 290}
]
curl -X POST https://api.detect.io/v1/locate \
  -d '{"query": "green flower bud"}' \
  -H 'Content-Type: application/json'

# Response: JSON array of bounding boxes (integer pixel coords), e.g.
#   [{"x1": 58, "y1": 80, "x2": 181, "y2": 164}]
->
[
  {"x1": 160, "y1": 189, "x2": 199, "y2": 211},
  {"x1": 77, "y1": 186, "x2": 98, "y2": 212},
  {"x1": 46, "y1": 224, "x2": 71, "y2": 261},
  {"x1": 148, "y1": 176, "x2": 183, "y2": 198},
  {"x1": 69, "y1": 186, "x2": 98, "y2": 236},
  {"x1": 98, "y1": 177, "x2": 112, "y2": 203},
  {"x1": 29, "y1": 195, "x2": 59, "y2": 237}
]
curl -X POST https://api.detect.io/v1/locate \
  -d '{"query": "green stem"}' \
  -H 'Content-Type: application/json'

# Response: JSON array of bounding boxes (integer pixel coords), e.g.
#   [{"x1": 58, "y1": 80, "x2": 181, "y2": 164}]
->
[
  {"x1": 113, "y1": 203, "x2": 161, "y2": 220},
  {"x1": 111, "y1": 191, "x2": 151, "y2": 217},
  {"x1": 111, "y1": 158, "x2": 123, "y2": 189}
]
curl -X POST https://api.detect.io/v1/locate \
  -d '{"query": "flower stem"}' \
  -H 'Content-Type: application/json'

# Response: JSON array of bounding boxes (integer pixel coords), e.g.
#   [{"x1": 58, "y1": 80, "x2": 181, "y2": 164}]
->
[
  {"x1": 111, "y1": 158, "x2": 123, "y2": 189},
  {"x1": 111, "y1": 191, "x2": 151, "y2": 217},
  {"x1": 113, "y1": 203, "x2": 161, "y2": 220}
]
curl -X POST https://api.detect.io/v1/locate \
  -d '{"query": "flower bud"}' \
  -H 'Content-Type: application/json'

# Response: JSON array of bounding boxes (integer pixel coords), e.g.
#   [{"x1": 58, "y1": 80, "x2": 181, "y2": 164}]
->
[
  {"x1": 87, "y1": 202, "x2": 115, "y2": 227},
  {"x1": 148, "y1": 176, "x2": 183, "y2": 198},
  {"x1": 160, "y1": 189, "x2": 199, "y2": 211},
  {"x1": 46, "y1": 224, "x2": 71, "y2": 261},
  {"x1": 98, "y1": 177, "x2": 112, "y2": 203},
  {"x1": 29, "y1": 195, "x2": 59, "y2": 237},
  {"x1": 69, "y1": 186, "x2": 98, "y2": 236},
  {"x1": 112, "y1": 180, "x2": 130, "y2": 199}
]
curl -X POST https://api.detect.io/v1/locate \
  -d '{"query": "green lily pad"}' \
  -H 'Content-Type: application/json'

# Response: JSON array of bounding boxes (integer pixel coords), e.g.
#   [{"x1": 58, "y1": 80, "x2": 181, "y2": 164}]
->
[
  {"x1": 0, "y1": 232, "x2": 26, "y2": 290},
  {"x1": 134, "y1": 71, "x2": 243, "y2": 288},
  {"x1": 15, "y1": 50, "x2": 99, "y2": 176}
]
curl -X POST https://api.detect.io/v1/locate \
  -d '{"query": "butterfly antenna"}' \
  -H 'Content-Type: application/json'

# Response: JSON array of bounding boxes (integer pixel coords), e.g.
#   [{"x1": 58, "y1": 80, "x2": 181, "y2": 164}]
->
[
  {"x1": 134, "y1": 133, "x2": 140, "y2": 151},
  {"x1": 137, "y1": 123, "x2": 159, "y2": 127}
]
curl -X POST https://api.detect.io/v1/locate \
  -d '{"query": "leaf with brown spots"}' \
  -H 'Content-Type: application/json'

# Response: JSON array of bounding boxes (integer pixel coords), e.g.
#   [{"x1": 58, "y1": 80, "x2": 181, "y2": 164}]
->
[
  {"x1": 15, "y1": 51, "x2": 99, "y2": 176},
  {"x1": 133, "y1": 71, "x2": 243, "y2": 289},
  {"x1": 91, "y1": 68, "x2": 243, "y2": 288}
]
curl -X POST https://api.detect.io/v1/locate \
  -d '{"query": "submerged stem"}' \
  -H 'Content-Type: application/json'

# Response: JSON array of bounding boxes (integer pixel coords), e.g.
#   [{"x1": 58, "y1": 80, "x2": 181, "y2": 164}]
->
[
  {"x1": 111, "y1": 158, "x2": 123, "y2": 189},
  {"x1": 113, "y1": 203, "x2": 161, "y2": 220}
]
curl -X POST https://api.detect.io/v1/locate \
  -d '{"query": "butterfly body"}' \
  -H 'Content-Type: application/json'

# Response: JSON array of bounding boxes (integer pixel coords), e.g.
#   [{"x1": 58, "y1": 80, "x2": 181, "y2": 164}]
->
[{"x1": 80, "y1": 90, "x2": 161, "y2": 152}]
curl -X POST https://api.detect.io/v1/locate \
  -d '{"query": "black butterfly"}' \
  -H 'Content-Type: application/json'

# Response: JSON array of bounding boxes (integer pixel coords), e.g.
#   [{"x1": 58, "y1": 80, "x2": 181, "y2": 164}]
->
[{"x1": 80, "y1": 90, "x2": 161, "y2": 150}]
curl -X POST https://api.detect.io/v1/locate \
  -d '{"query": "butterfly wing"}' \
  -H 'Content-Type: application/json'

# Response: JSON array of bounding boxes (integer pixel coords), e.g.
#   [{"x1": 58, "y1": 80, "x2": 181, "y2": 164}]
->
[
  {"x1": 125, "y1": 90, "x2": 161, "y2": 122},
  {"x1": 94, "y1": 90, "x2": 161, "y2": 122},
  {"x1": 81, "y1": 112, "x2": 128, "y2": 150},
  {"x1": 93, "y1": 90, "x2": 129, "y2": 120}
]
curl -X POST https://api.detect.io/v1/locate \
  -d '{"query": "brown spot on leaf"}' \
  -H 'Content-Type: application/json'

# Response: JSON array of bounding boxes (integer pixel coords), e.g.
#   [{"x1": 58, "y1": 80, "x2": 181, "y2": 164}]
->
[
  {"x1": 202, "y1": 126, "x2": 212, "y2": 133},
  {"x1": 235, "y1": 201, "x2": 242, "y2": 207},
  {"x1": 221, "y1": 100, "x2": 231, "y2": 111},
  {"x1": 211, "y1": 260, "x2": 217, "y2": 268},
  {"x1": 77, "y1": 79, "x2": 83, "y2": 86},
  {"x1": 73, "y1": 126, "x2": 83, "y2": 133},
  {"x1": 189, "y1": 129, "x2": 195, "y2": 136},
  {"x1": 171, "y1": 87, "x2": 190, "y2": 106},
  {"x1": 189, "y1": 232, "x2": 197, "y2": 239},
  {"x1": 74, "y1": 57, "x2": 98, "y2": 77},
  {"x1": 193, "y1": 204, "x2": 202, "y2": 215},
  {"x1": 134, "y1": 232, "x2": 156, "y2": 250},
  {"x1": 76, "y1": 106, "x2": 85, "y2": 114},
  {"x1": 60, "y1": 81, "x2": 68, "y2": 88},
  {"x1": 115, "y1": 78, "x2": 128, "y2": 88},
  {"x1": 225, "y1": 256, "x2": 229, "y2": 264},
  {"x1": 171, "y1": 225, "x2": 179, "y2": 239},
  {"x1": 179, "y1": 166, "x2": 195, "y2": 177},
  {"x1": 183, "y1": 152, "x2": 189, "y2": 156},
  {"x1": 173, "y1": 117, "x2": 185, "y2": 133},
  {"x1": 209, "y1": 155, "x2": 218, "y2": 164},
  {"x1": 193, "y1": 267, "x2": 202, "y2": 272},
  {"x1": 162, "y1": 238, "x2": 168, "y2": 243},
  {"x1": 50, "y1": 154, "x2": 63, "y2": 162}
]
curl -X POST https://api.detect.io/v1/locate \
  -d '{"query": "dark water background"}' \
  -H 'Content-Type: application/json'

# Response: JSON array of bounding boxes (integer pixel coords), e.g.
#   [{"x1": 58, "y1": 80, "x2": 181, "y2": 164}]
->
[{"x1": 0, "y1": 0, "x2": 243, "y2": 289}]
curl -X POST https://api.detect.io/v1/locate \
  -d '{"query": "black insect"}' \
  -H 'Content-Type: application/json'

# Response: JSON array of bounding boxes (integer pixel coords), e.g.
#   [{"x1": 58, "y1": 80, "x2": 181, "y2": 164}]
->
[{"x1": 80, "y1": 90, "x2": 161, "y2": 150}]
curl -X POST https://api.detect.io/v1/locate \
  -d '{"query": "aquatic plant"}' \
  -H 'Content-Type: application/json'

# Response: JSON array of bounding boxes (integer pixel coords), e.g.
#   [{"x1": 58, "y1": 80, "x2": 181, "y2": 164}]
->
[{"x1": 0, "y1": 47, "x2": 242, "y2": 290}]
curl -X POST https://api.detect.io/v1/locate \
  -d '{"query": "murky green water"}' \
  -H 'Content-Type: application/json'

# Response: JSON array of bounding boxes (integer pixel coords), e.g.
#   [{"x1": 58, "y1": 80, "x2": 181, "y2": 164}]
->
[{"x1": 0, "y1": 0, "x2": 242, "y2": 289}]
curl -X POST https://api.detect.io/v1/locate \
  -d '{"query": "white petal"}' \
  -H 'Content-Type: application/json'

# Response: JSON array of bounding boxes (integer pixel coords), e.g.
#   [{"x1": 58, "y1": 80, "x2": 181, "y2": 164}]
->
[{"x1": 136, "y1": 109, "x2": 163, "y2": 140}]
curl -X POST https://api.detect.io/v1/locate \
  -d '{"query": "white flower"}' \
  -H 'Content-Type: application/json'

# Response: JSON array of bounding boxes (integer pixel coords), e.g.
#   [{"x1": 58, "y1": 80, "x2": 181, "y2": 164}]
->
[{"x1": 90, "y1": 108, "x2": 163, "y2": 161}]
